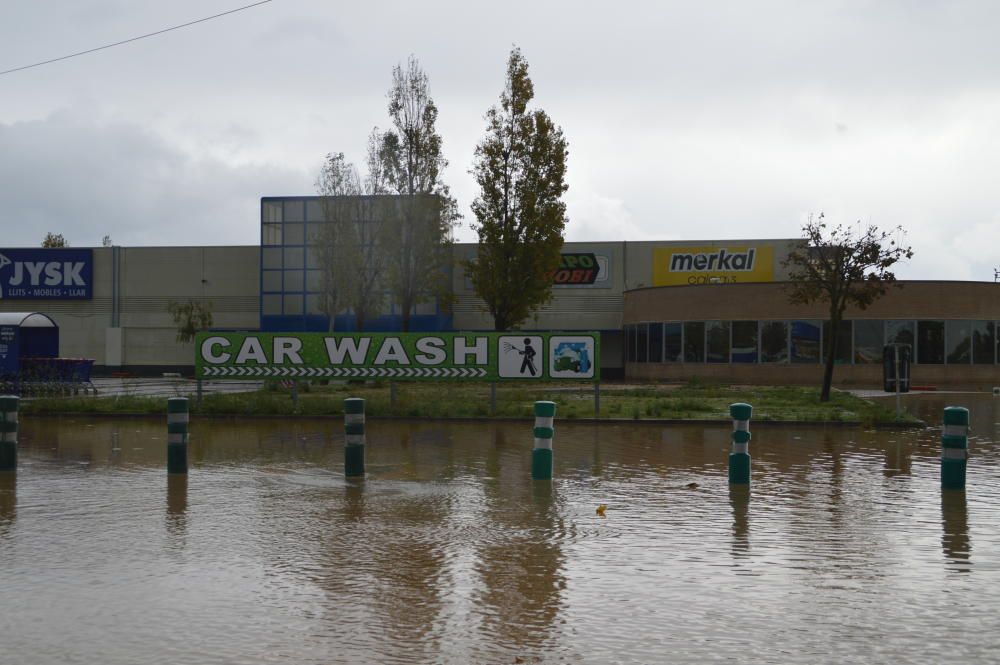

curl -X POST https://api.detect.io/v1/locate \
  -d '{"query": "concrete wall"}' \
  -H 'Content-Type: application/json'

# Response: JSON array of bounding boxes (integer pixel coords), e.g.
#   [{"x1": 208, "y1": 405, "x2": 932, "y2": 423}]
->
[{"x1": 0, "y1": 246, "x2": 259, "y2": 372}]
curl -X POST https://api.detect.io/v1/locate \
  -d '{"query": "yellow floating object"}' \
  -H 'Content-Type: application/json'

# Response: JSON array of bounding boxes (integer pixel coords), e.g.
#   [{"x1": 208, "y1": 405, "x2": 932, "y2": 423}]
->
[{"x1": 596, "y1": 504, "x2": 607, "y2": 516}]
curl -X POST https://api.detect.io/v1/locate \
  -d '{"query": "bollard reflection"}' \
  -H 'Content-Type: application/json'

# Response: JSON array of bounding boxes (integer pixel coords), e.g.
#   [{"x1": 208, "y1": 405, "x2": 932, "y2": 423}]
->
[
  {"x1": 729, "y1": 484, "x2": 750, "y2": 559},
  {"x1": 165, "y1": 473, "x2": 188, "y2": 538},
  {"x1": 0, "y1": 472, "x2": 15, "y2": 534},
  {"x1": 941, "y1": 490, "x2": 971, "y2": 570}
]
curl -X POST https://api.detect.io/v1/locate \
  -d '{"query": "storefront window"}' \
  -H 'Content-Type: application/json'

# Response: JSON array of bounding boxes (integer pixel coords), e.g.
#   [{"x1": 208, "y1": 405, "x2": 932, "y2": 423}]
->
[
  {"x1": 946, "y1": 320, "x2": 971, "y2": 364},
  {"x1": 886, "y1": 320, "x2": 915, "y2": 347},
  {"x1": 917, "y1": 321, "x2": 944, "y2": 364},
  {"x1": 664, "y1": 323, "x2": 682, "y2": 362},
  {"x1": 684, "y1": 322, "x2": 705, "y2": 362},
  {"x1": 791, "y1": 321, "x2": 821, "y2": 363},
  {"x1": 972, "y1": 321, "x2": 995, "y2": 364},
  {"x1": 636, "y1": 323, "x2": 648, "y2": 363},
  {"x1": 731, "y1": 321, "x2": 758, "y2": 363},
  {"x1": 761, "y1": 321, "x2": 788, "y2": 363},
  {"x1": 854, "y1": 320, "x2": 883, "y2": 364},
  {"x1": 822, "y1": 320, "x2": 852, "y2": 364},
  {"x1": 706, "y1": 321, "x2": 730, "y2": 363},
  {"x1": 649, "y1": 323, "x2": 663, "y2": 362}
]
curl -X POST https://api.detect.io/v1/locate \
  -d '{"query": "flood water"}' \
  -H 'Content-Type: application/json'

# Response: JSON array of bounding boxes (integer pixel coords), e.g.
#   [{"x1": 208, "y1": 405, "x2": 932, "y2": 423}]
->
[{"x1": 2, "y1": 395, "x2": 1000, "y2": 664}]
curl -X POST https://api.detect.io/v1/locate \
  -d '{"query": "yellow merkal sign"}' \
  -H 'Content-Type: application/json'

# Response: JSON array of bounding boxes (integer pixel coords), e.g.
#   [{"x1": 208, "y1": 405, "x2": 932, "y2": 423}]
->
[{"x1": 653, "y1": 245, "x2": 774, "y2": 286}]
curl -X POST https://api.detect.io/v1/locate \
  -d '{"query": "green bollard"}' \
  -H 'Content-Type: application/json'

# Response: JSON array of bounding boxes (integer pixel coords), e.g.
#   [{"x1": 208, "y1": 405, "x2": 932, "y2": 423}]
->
[
  {"x1": 941, "y1": 406, "x2": 969, "y2": 490},
  {"x1": 166, "y1": 397, "x2": 189, "y2": 474},
  {"x1": 0, "y1": 396, "x2": 18, "y2": 472},
  {"x1": 531, "y1": 401, "x2": 556, "y2": 480},
  {"x1": 344, "y1": 398, "x2": 365, "y2": 477},
  {"x1": 729, "y1": 403, "x2": 752, "y2": 485}
]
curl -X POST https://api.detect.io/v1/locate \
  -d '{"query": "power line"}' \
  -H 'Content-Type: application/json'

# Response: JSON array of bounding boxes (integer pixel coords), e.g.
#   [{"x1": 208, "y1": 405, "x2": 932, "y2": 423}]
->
[{"x1": 0, "y1": 0, "x2": 276, "y2": 77}]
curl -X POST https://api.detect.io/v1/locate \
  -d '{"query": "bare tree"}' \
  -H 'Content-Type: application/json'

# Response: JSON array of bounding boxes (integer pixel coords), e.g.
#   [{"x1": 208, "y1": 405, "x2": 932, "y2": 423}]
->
[
  {"x1": 314, "y1": 143, "x2": 389, "y2": 331},
  {"x1": 783, "y1": 213, "x2": 913, "y2": 401},
  {"x1": 378, "y1": 55, "x2": 457, "y2": 331}
]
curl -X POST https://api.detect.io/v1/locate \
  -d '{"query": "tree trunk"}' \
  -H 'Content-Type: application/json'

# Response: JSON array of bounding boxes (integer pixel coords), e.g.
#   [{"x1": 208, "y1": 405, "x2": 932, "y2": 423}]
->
[{"x1": 821, "y1": 314, "x2": 841, "y2": 402}]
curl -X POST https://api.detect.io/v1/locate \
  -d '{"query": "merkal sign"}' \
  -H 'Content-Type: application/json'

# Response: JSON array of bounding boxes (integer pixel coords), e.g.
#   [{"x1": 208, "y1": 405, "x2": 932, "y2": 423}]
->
[
  {"x1": 0, "y1": 249, "x2": 93, "y2": 299},
  {"x1": 196, "y1": 332, "x2": 600, "y2": 381}
]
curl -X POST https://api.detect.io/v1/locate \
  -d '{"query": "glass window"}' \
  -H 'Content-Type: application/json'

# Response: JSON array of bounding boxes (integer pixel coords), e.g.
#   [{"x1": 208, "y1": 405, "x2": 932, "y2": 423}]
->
[
  {"x1": 761, "y1": 321, "x2": 788, "y2": 363},
  {"x1": 262, "y1": 201, "x2": 282, "y2": 223},
  {"x1": 664, "y1": 323, "x2": 682, "y2": 362},
  {"x1": 731, "y1": 321, "x2": 758, "y2": 363},
  {"x1": 283, "y1": 223, "x2": 305, "y2": 245},
  {"x1": 706, "y1": 321, "x2": 730, "y2": 363},
  {"x1": 306, "y1": 294, "x2": 324, "y2": 315},
  {"x1": 972, "y1": 321, "x2": 994, "y2": 364},
  {"x1": 307, "y1": 222, "x2": 327, "y2": 244},
  {"x1": 886, "y1": 320, "x2": 915, "y2": 347},
  {"x1": 284, "y1": 270, "x2": 304, "y2": 292},
  {"x1": 283, "y1": 294, "x2": 303, "y2": 315},
  {"x1": 636, "y1": 323, "x2": 648, "y2": 363},
  {"x1": 262, "y1": 270, "x2": 282, "y2": 292},
  {"x1": 262, "y1": 223, "x2": 282, "y2": 246},
  {"x1": 791, "y1": 320, "x2": 821, "y2": 363},
  {"x1": 624, "y1": 324, "x2": 634, "y2": 363},
  {"x1": 823, "y1": 320, "x2": 852, "y2": 364},
  {"x1": 946, "y1": 320, "x2": 972, "y2": 364},
  {"x1": 684, "y1": 322, "x2": 705, "y2": 362},
  {"x1": 283, "y1": 247, "x2": 304, "y2": 269},
  {"x1": 306, "y1": 270, "x2": 323, "y2": 292},
  {"x1": 649, "y1": 323, "x2": 663, "y2": 363},
  {"x1": 283, "y1": 199, "x2": 304, "y2": 222},
  {"x1": 917, "y1": 321, "x2": 944, "y2": 364},
  {"x1": 306, "y1": 199, "x2": 323, "y2": 221},
  {"x1": 262, "y1": 294, "x2": 281, "y2": 315},
  {"x1": 854, "y1": 320, "x2": 883, "y2": 364},
  {"x1": 262, "y1": 247, "x2": 282, "y2": 269}
]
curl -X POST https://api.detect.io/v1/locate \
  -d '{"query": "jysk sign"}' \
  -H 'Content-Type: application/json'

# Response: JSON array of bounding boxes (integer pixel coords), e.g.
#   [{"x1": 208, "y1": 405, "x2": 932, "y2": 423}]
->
[
  {"x1": 196, "y1": 332, "x2": 600, "y2": 381},
  {"x1": 652, "y1": 245, "x2": 774, "y2": 286},
  {"x1": 0, "y1": 249, "x2": 93, "y2": 299}
]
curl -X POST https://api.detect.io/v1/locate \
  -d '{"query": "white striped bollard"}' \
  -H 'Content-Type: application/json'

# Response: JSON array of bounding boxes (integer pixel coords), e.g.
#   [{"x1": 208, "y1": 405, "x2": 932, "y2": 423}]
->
[
  {"x1": 729, "y1": 402, "x2": 752, "y2": 485},
  {"x1": 166, "y1": 397, "x2": 189, "y2": 474},
  {"x1": 0, "y1": 396, "x2": 18, "y2": 472},
  {"x1": 532, "y1": 401, "x2": 556, "y2": 480},
  {"x1": 941, "y1": 406, "x2": 969, "y2": 490},
  {"x1": 344, "y1": 398, "x2": 365, "y2": 477}
]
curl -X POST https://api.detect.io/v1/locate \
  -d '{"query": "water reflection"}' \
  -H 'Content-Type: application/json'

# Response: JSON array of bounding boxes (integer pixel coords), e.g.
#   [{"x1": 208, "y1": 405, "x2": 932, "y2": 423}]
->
[
  {"x1": 729, "y1": 485, "x2": 750, "y2": 559},
  {"x1": 0, "y1": 472, "x2": 14, "y2": 534},
  {"x1": 941, "y1": 490, "x2": 971, "y2": 570},
  {"x1": 4, "y1": 400, "x2": 1000, "y2": 664},
  {"x1": 475, "y1": 426, "x2": 566, "y2": 658},
  {"x1": 165, "y1": 474, "x2": 188, "y2": 538}
]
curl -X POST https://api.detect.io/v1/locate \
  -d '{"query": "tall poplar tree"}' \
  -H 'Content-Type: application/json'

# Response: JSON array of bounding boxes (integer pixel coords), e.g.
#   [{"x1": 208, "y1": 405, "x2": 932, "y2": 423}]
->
[
  {"x1": 379, "y1": 56, "x2": 457, "y2": 331},
  {"x1": 467, "y1": 47, "x2": 569, "y2": 331}
]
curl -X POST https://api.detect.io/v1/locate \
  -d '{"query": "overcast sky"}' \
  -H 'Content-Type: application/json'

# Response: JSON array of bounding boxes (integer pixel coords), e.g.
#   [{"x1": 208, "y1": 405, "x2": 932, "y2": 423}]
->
[{"x1": 1, "y1": 0, "x2": 998, "y2": 280}]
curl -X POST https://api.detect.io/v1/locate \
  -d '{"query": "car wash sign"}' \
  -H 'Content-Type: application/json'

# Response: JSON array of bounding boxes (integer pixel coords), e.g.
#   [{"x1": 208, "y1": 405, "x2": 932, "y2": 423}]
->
[
  {"x1": 196, "y1": 332, "x2": 600, "y2": 381},
  {"x1": 0, "y1": 249, "x2": 93, "y2": 299}
]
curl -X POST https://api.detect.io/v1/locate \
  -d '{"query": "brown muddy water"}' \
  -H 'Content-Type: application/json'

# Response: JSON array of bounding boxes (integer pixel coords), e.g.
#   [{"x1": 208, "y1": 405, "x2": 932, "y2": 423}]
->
[{"x1": 1, "y1": 395, "x2": 999, "y2": 664}]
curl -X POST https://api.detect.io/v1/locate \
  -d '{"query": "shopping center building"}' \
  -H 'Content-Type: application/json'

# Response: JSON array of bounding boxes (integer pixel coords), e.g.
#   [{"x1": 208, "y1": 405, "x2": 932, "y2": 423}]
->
[{"x1": 1, "y1": 195, "x2": 998, "y2": 388}]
